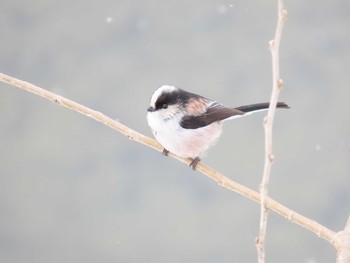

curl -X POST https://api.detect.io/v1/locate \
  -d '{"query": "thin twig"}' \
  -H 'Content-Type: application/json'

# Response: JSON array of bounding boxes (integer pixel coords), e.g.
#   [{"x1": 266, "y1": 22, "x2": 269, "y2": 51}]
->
[
  {"x1": 0, "y1": 72, "x2": 340, "y2": 249},
  {"x1": 256, "y1": 1, "x2": 288, "y2": 262}
]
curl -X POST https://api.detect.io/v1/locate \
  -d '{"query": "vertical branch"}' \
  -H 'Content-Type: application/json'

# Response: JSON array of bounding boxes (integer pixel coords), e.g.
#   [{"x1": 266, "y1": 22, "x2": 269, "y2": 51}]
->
[
  {"x1": 336, "y1": 216, "x2": 350, "y2": 263},
  {"x1": 256, "y1": 1, "x2": 287, "y2": 262}
]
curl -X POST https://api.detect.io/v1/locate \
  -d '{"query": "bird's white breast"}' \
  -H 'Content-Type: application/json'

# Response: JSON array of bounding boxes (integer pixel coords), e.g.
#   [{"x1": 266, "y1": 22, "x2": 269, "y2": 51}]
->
[{"x1": 147, "y1": 111, "x2": 223, "y2": 159}]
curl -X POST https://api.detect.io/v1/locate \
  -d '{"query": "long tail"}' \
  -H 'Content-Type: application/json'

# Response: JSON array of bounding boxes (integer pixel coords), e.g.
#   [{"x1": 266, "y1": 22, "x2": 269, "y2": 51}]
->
[{"x1": 236, "y1": 102, "x2": 289, "y2": 113}]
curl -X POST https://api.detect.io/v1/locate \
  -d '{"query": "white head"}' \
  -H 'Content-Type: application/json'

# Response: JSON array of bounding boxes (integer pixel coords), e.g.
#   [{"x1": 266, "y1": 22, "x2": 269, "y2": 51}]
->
[
  {"x1": 149, "y1": 85, "x2": 178, "y2": 110},
  {"x1": 147, "y1": 85, "x2": 210, "y2": 119},
  {"x1": 147, "y1": 85, "x2": 184, "y2": 121}
]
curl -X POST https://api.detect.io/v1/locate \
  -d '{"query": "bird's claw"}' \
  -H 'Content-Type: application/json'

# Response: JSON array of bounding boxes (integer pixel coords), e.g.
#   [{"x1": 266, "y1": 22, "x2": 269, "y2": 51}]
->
[{"x1": 189, "y1": 157, "x2": 201, "y2": 170}]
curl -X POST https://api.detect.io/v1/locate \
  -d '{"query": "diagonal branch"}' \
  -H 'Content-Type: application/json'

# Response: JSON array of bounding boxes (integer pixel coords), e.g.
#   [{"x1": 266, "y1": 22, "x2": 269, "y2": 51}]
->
[
  {"x1": 256, "y1": 1, "x2": 288, "y2": 262},
  {"x1": 0, "y1": 72, "x2": 339, "y2": 249}
]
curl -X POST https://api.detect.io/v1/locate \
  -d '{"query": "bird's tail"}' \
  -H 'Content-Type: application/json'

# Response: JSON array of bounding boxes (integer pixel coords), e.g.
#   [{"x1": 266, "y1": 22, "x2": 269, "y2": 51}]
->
[{"x1": 236, "y1": 102, "x2": 289, "y2": 113}]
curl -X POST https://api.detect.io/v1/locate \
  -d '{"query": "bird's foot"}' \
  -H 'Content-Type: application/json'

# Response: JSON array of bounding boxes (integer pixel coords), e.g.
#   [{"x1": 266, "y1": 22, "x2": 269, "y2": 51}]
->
[
  {"x1": 162, "y1": 148, "x2": 170, "y2": 156},
  {"x1": 189, "y1": 157, "x2": 201, "y2": 170}
]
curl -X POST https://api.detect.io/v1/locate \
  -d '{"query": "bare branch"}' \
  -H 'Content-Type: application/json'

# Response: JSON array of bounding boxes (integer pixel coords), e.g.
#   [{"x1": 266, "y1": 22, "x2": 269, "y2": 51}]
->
[
  {"x1": 0, "y1": 72, "x2": 339, "y2": 251},
  {"x1": 336, "y1": 216, "x2": 350, "y2": 263},
  {"x1": 257, "y1": 1, "x2": 288, "y2": 262}
]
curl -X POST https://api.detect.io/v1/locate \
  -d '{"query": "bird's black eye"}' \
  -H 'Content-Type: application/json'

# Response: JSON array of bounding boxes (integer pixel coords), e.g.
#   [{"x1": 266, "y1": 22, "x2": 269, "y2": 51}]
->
[{"x1": 162, "y1": 103, "x2": 168, "y2": 109}]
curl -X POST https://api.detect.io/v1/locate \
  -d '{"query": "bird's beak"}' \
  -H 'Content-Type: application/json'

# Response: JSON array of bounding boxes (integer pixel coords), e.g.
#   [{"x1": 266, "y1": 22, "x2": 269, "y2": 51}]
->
[{"x1": 147, "y1": 106, "x2": 155, "y2": 112}]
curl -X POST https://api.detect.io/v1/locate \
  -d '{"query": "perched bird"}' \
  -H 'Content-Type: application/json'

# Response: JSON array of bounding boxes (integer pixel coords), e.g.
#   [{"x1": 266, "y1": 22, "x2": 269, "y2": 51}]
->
[{"x1": 147, "y1": 85, "x2": 289, "y2": 169}]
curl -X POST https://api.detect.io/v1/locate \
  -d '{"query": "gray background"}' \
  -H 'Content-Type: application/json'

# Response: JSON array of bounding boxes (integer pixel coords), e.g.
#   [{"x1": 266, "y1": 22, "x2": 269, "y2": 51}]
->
[{"x1": 1, "y1": 1, "x2": 349, "y2": 262}]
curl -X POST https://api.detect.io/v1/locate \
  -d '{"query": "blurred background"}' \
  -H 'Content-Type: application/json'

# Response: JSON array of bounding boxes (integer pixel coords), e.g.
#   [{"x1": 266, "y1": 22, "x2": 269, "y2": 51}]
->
[{"x1": 1, "y1": 1, "x2": 349, "y2": 262}]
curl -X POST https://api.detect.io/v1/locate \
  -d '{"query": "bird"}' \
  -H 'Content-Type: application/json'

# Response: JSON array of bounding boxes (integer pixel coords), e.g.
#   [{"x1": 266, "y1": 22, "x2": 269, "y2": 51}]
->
[{"x1": 147, "y1": 85, "x2": 289, "y2": 170}]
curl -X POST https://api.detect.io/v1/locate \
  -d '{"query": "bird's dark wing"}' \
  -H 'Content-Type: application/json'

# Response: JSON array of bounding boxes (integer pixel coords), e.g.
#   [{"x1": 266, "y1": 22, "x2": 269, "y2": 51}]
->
[{"x1": 180, "y1": 102, "x2": 244, "y2": 129}]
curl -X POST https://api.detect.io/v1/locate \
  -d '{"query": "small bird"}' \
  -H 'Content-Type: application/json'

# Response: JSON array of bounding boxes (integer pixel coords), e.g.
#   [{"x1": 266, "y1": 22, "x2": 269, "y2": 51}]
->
[{"x1": 147, "y1": 85, "x2": 289, "y2": 169}]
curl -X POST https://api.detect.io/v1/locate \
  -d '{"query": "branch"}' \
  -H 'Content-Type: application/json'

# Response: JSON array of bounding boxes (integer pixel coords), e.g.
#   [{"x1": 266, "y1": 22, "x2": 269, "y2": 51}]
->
[
  {"x1": 0, "y1": 72, "x2": 339, "y2": 249},
  {"x1": 257, "y1": 1, "x2": 288, "y2": 262},
  {"x1": 336, "y1": 216, "x2": 350, "y2": 263}
]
